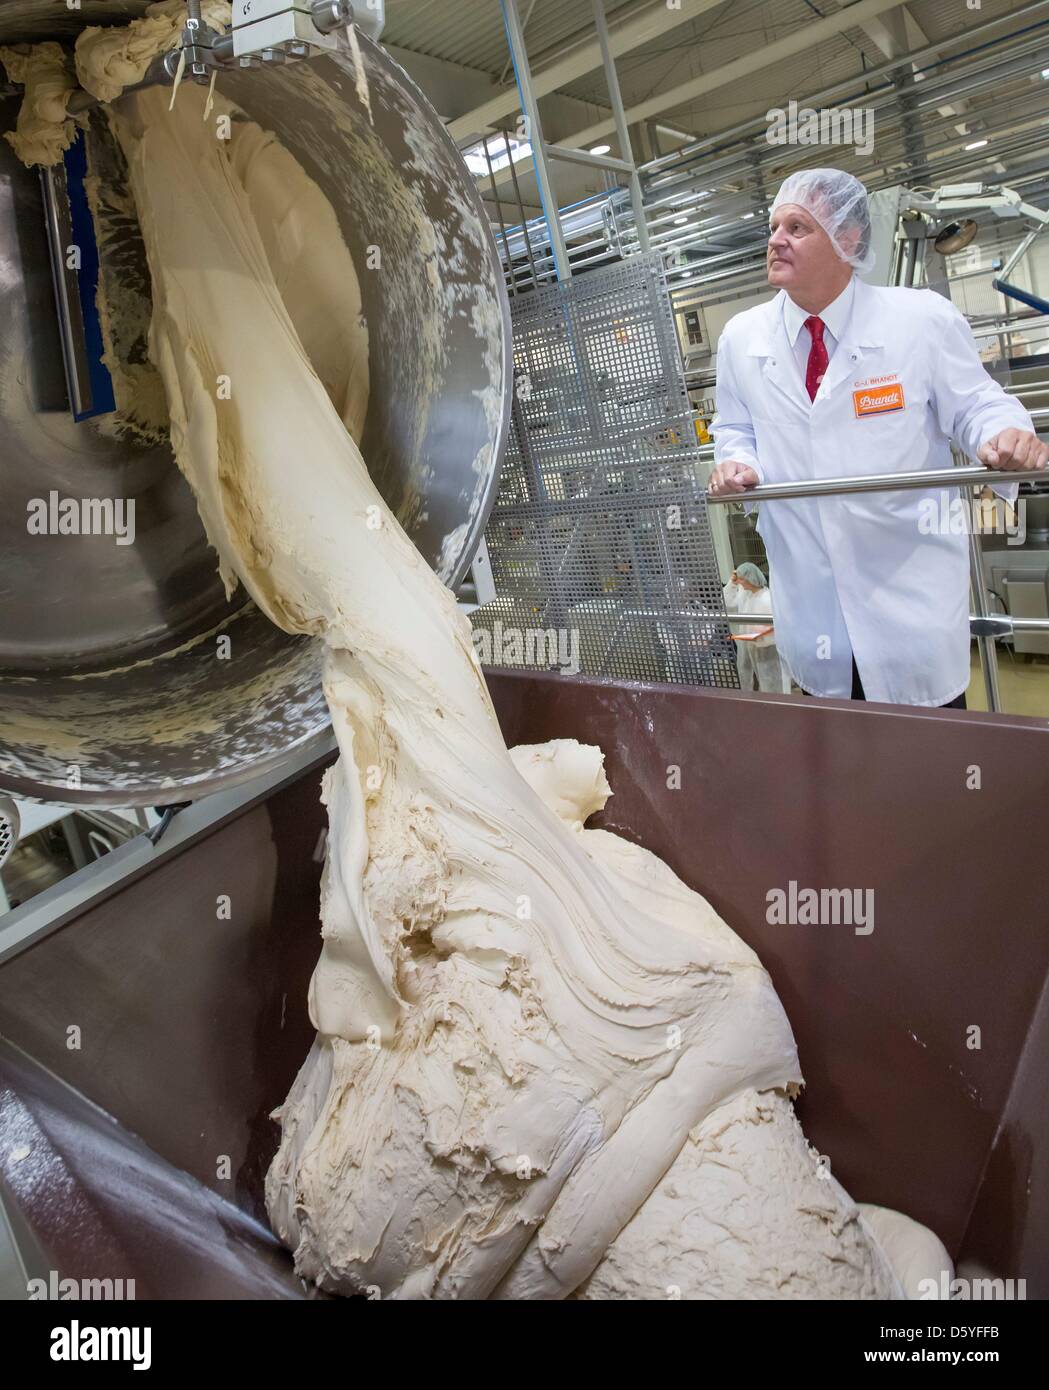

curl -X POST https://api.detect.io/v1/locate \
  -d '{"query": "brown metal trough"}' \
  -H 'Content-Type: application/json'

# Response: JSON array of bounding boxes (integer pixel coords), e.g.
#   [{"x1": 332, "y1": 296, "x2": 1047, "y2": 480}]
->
[{"x1": 1, "y1": 673, "x2": 1046, "y2": 1297}]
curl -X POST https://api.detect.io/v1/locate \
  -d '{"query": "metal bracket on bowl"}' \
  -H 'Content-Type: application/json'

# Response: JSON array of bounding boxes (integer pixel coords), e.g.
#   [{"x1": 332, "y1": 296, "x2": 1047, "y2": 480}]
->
[{"x1": 147, "y1": 803, "x2": 193, "y2": 847}]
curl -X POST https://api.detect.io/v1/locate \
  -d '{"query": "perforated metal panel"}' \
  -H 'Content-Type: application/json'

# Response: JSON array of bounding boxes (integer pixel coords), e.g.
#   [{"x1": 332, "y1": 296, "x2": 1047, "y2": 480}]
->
[{"x1": 473, "y1": 253, "x2": 737, "y2": 688}]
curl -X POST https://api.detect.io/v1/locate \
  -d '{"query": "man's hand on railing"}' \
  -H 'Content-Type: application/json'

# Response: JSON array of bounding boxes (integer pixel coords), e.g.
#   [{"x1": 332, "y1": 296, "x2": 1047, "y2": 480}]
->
[
  {"x1": 977, "y1": 428, "x2": 1049, "y2": 472},
  {"x1": 708, "y1": 459, "x2": 760, "y2": 496}
]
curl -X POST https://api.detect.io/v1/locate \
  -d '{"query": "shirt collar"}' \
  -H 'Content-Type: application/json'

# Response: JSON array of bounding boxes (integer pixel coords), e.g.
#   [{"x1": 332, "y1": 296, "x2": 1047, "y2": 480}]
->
[{"x1": 782, "y1": 274, "x2": 856, "y2": 346}]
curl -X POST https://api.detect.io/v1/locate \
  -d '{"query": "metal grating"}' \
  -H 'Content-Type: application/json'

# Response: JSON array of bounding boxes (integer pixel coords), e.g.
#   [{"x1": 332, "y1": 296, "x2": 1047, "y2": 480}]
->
[{"x1": 473, "y1": 252, "x2": 737, "y2": 688}]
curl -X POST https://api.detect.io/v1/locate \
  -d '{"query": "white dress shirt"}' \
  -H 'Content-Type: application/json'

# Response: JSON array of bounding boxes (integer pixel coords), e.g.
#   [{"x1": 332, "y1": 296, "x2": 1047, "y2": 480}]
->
[{"x1": 781, "y1": 275, "x2": 856, "y2": 394}]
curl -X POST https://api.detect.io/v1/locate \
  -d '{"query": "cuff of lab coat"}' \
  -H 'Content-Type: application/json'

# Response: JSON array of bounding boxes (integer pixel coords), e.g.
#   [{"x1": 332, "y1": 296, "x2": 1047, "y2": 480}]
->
[
  {"x1": 742, "y1": 459, "x2": 763, "y2": 513},
  {"x1": 988, "y1": 476, "x2": 1019, "y2": 504}
]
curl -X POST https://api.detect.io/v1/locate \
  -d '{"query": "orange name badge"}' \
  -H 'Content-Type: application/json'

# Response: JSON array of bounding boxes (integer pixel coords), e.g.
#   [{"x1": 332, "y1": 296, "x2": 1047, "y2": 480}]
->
[{"x1": 853, "y1": 382, "x2": 905, "y2": 417}]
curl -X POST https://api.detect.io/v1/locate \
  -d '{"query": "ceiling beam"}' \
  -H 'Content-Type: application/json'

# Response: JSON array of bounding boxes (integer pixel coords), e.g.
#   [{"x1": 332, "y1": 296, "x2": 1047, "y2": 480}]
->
[
  {"x1": 446, "y1": 0, "x2": 726, "y2": 144},
  {"x1": 859, "y1": 5, "x2": 988, "y2": 171},
  {"x1": 559, "y1": 0, "x2": 917, "y2": 150},
  {"x1": 861, "y1": 7, "x2": 909, "y2": 58}
]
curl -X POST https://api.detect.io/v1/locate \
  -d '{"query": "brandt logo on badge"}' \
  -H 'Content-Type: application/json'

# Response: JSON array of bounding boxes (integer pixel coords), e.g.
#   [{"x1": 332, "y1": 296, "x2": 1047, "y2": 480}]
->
[{"x1": 853, "y1": 383, "x2": 905, "y2": 417}]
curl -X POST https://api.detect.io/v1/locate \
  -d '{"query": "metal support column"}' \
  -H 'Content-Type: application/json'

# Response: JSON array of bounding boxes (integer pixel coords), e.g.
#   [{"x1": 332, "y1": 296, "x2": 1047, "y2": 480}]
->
[
  {"x1": 482, "y1": 139, "x2": 518, "y2": 296},
  {"x1": 500, "y1": 0, "x2": 572, "y2": 281},
  {"x1": 502, "y1": 131, "x2": 541, "y2": 291},
  {"x1": 746, "y1": 148, "x2": 770, "y2": 220},
  {"x1": 590, "y1": 0, "x2": 651, "y2": 254},
  {"x1": 968, "y1": 524, "x2": 1002, "y2": 714},
  {"x1": 894, "y1": 69, "x2": 930, "y2": 185}
]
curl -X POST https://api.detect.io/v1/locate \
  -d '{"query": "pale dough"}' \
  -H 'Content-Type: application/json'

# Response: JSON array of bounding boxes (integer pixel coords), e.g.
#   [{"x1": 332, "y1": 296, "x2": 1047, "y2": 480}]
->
[
  {"x1": 0, "y1": 42, "x2": 78, "y2": 166},
  {"x1": 0, "y1": 4, "x2": 232, "y2": 167},
  {"x1": 859, "y1": 1204, "x2": 955, "y2": 1299},
  {"x1": 76, "y1": 1, "x2": 232, "y2": 104},
  {"x1": 5, "y1": 17, "x2": 945, "y2": 1299},
  {"x1": 227, "y1": 120, "x2": 370, "y2": 446}
]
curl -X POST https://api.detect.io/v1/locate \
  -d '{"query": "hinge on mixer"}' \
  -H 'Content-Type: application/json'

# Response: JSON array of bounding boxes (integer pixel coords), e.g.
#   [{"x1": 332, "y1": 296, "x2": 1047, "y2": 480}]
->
[{"x1": 229, "y1": 1, "x2": 354, "y2": 69}]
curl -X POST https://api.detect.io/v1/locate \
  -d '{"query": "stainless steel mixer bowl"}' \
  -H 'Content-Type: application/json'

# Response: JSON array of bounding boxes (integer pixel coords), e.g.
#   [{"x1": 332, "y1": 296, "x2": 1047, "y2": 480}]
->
[{"x1": 0, "y1": 3, "x2": 511, "y2": 805}]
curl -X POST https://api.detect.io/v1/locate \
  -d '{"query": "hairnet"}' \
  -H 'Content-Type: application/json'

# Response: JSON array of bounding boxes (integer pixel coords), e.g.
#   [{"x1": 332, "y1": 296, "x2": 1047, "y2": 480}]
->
[
  {"x1": 734, "y1": 562, "x2": 768, "y2": 589},
  {"x1": 770, "y1": 168, "x2": 875, "y2": 274}
]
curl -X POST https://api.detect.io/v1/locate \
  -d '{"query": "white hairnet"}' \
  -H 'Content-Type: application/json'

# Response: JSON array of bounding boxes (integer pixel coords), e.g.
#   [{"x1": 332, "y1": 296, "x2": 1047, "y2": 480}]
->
[
  {"x1": 770, "y1": 168, "x2": 875, "y2": 273},
  {"x1": 734, "y1": 562, "x2": 767, "y2": 589}
]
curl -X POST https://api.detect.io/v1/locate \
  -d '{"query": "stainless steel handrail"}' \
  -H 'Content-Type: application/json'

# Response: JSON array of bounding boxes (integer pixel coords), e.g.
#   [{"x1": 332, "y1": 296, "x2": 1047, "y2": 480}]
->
[
  {"x1": 705, "y1": 462, "x2": 1049, "y2": 504},
  {"x1": 721, "y1": 611, "x2": 1049, "y2": 632}
]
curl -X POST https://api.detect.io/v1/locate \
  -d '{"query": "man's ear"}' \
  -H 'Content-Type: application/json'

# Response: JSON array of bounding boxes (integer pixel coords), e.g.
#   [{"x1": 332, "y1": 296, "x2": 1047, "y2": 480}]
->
[{"x1": 838, "y1": 223, "x2": 861, "y2": 260}]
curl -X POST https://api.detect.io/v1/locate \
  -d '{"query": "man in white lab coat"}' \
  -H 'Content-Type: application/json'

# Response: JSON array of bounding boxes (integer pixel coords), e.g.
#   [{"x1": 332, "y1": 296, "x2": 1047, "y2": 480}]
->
[{"x1": 709, "y1": 168, "x2": 1048, "y2": 707}]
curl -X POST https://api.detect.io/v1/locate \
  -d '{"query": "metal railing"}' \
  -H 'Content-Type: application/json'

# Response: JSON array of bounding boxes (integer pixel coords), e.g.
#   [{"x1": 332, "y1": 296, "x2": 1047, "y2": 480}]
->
[
  {"x1": 706, "y1": 407, "x2": 1049, "y2": 711},
  {"x1": 706, "y1": 460, "x2": 1047, "y2": 503}
]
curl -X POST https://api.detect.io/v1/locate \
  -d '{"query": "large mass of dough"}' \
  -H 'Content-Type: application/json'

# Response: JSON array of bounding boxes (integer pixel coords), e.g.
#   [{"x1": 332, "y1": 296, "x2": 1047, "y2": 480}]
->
[{"x1": 2, "y1": 13, "x2": 945, "y2": 1297}]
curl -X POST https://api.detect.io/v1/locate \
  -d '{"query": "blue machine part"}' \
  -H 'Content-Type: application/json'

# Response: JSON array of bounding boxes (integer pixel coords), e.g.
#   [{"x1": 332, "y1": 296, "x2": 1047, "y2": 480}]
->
[
  {"x1": 62, "y1": 129, "x2": 116, "y2": 422},
  {"x1": 992, "y1": 278, "x2": 1049, "y2": 316}
]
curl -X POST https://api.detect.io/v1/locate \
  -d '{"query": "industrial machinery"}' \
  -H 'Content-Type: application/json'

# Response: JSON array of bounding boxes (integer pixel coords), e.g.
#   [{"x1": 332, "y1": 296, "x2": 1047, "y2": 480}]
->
[
  {"x1": 152, "y1": 1, "x2": 381, "y2": 82},
  {"x1": 918, "y1": 182, "x2": 1049, "y2": 316},
  {"x1": 0, "y1": 0, "x2": 511, "y2": 809}
]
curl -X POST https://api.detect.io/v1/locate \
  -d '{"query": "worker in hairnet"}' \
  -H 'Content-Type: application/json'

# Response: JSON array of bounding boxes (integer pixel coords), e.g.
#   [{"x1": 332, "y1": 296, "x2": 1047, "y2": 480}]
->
[
  {"x1": 723, "y1": 562, "x2": 789, "y2": 692},
  {"x1": 708, "y1": 168, "x2": 1048, "y2": 706}
]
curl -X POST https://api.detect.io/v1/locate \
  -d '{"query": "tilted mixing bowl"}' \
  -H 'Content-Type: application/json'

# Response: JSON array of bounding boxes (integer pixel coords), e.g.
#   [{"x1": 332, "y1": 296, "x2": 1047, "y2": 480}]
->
[{"x1": 0, "y1": 2, "x2": 511, "y2": 804}]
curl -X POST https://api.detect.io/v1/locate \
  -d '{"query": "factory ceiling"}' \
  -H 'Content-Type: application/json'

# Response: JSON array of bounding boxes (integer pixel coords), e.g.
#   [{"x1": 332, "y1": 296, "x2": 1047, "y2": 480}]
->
[
  {"x1": 0, "y1": 2, "x2": 1044, "y2": 221},
  {"x1": 380, "y1": 0, "x2": 1049, "y2": 229}
]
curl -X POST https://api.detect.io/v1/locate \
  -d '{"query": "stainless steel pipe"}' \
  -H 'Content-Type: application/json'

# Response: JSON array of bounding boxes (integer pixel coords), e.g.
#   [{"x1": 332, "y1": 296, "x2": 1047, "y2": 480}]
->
[{"x1": 706, "y1": 463, "x2": 1049, "y2": 505}]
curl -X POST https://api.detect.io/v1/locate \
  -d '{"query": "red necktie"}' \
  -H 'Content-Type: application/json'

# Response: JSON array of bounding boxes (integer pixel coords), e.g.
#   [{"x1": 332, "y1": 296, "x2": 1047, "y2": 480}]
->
[{"x1": 804, "y1": 315, "x2": 828, "y2": 403}]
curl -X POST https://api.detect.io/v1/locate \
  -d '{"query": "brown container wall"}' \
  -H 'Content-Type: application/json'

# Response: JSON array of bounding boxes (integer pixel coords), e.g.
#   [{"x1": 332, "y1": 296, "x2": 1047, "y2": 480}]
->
[{"x1": 0, "y1": 777, "x2": 332, "y2": 1226}]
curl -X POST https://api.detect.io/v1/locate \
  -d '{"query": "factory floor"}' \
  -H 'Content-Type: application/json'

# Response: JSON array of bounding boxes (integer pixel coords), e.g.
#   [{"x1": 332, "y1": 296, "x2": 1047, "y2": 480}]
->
[{"x1": 966, "y1": 647, "x2": 1049, "y2": 716}]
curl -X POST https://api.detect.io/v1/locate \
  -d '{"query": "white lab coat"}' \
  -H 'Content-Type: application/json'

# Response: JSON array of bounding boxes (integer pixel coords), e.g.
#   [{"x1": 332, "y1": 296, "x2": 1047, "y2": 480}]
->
[
  {"x1": 711, "y1": 277, "x2": 1033, "y2": 705},
  {"x1": 723, "y1": 579, "x2": 789, "y2": 691}
]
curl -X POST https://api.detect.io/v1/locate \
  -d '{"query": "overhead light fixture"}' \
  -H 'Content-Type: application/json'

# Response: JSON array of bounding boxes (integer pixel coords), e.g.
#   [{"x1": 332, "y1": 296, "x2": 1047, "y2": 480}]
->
[
  {"x1": 1042, "y1": 67, "x2": 1049, "y2": 78},
  {"x1": 673, "y1": 215, "x2": 689, "y2": 224},
  {"x1": 965, "y1": 139, "x2": 988, "y2": 150},
  {"x1": 742, "y1": 212, "x2": 755, "y2": 220},
  {"x1": 934, "y1": 219, "x2": 979, "y2": 255},
  {"x1": 590, "y1": 143, "x2": 611, "y2": 156}
]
